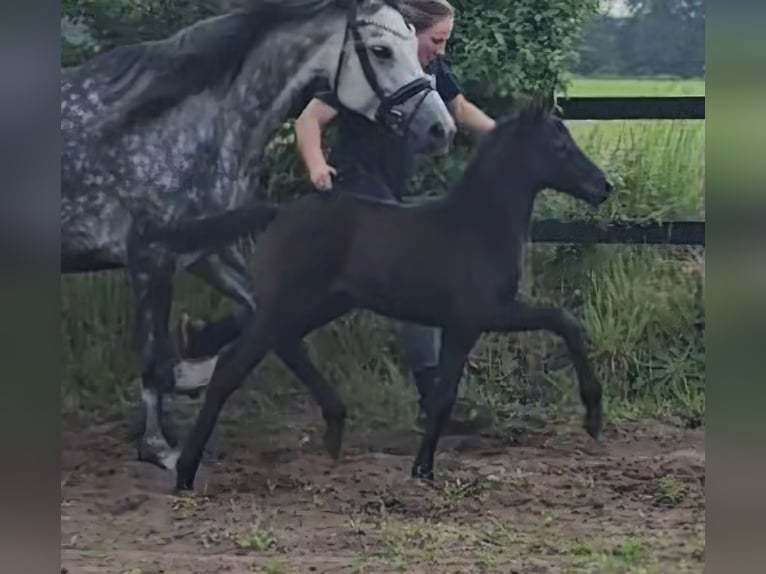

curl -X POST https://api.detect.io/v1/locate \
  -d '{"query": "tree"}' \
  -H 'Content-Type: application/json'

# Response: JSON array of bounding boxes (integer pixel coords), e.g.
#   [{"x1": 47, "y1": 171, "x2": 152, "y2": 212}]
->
[
  {"x1": 572, "y1": 0, "x2": 705, "y2": 77},
  {"x1": 447, "y1": 0, "x2": 600, "y2": 103}
]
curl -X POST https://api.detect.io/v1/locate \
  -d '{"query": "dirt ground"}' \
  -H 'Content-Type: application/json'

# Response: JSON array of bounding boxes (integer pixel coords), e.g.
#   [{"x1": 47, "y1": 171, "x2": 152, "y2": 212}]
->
[{"x1": 61, "y1": 386, "x2": 705, "y2": 574}]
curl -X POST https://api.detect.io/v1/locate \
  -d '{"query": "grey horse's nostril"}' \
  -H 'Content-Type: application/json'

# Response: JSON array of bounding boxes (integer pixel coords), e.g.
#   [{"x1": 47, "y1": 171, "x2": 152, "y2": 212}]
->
[
  {"x1": 429, "y1": 122, "x2": 446, "y2": 140},
  {"x1": 605, "y1": 181, "x2": 614, "y2": 194}
]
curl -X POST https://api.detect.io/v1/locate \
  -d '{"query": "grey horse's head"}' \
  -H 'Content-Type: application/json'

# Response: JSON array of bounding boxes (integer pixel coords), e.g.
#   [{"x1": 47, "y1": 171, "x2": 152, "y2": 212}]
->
[{"x1": 330, "y1": 0, "x2": 456, "y2": 155}]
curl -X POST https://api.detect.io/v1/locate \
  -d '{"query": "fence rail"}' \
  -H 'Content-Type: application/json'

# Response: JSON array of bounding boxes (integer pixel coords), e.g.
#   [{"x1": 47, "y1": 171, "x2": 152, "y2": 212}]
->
[
  {"x1": 531, "y1": 219, "x2": 704, "y2": 246},
  {"x1": 554, "y1": 95, "x2": 705, "y2": 121}
]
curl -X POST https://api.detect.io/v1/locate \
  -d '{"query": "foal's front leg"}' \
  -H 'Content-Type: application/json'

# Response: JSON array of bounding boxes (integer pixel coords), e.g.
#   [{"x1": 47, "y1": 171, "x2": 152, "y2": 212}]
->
[
  {"x1": 412, "y1": 329, "x2": 478, "y2": 481},
  {"x1": 490, "y1": 301, "x2": 603, "y2": 440}
]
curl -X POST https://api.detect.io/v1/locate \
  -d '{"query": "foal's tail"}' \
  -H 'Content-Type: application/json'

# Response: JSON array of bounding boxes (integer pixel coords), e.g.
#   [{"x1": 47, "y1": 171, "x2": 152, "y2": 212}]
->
[{"x1": 142, "y1": 202, "x2": 280, "y2": 254}]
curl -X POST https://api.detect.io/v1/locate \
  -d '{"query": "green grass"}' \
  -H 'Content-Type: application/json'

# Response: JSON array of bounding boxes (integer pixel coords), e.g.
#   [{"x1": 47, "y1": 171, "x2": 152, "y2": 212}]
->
[
  {"x1": 563, "y1": 75, "x2": 705, "y2": 97},
  {"x1": 61, "y1": 76, "x2": 705, "y2": 428}
]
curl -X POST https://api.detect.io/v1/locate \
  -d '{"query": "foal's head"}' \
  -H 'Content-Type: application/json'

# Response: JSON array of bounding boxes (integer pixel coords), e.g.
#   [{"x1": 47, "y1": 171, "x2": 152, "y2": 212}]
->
[{"x1": 491, "y1": 97, "x2": 613, "y2": 207}]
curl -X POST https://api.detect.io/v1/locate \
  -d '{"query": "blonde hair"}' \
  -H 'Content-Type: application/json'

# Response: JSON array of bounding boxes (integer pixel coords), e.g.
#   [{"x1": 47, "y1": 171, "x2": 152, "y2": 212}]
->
[{"x1": 399, "y1": 0, "x2": 454, "y2": 33}]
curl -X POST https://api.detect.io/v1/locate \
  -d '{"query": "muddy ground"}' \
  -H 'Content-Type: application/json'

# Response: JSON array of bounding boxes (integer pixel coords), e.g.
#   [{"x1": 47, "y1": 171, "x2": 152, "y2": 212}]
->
[{"x1": 61, "y1": 383, "x2": 705, "y2": 574}]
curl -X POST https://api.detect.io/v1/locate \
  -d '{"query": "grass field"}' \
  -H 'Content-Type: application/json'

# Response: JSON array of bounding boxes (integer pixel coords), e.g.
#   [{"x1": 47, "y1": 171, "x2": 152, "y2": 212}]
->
[
  {"x1": 61, "y1": 76, "x2": 706, "y2": 573},
  {"x1": 563, "y1": 75, "x2": 705, "y2": 96}
]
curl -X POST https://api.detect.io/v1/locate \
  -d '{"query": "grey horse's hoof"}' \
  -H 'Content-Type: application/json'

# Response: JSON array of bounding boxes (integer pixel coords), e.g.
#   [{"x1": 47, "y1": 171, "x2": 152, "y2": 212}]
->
[{"x1": 138, "y1": 439, "x2": 180, "y2": 471}]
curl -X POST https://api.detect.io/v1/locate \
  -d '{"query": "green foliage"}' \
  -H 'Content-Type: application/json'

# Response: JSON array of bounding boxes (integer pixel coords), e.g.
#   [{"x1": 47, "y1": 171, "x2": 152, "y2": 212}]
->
[{"x1": 447, "y1": 0, "x2": 600, "y2": 104}]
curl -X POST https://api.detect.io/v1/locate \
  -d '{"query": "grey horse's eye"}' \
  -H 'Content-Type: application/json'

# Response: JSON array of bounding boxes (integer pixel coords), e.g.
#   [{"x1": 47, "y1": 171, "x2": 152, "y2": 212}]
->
[{"x1": 370, "y1": 45, "x2": 392, "y2": 59}]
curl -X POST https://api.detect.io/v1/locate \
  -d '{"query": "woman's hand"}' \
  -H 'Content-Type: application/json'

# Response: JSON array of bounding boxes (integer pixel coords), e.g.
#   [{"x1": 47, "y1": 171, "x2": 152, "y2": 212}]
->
[{"x1": 309, "y1": 160, "x2": 337, "y2": 191}]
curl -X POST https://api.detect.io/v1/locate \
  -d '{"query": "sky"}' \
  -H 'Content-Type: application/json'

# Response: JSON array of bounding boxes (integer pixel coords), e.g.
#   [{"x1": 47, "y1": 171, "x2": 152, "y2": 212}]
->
[{"x1": 602, "y1": 0, "x2": 632, "y2": 17}]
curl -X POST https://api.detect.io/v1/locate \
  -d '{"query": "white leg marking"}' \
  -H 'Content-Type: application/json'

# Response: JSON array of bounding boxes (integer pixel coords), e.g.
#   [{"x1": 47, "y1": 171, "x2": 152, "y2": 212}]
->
[
  {"x1": 159, "y1": 449, "x2": 180, "y2": 470},
  {"x1": 142, "y1": 389, "x2": 167, "y2": 443},
  {"x1": 173, "y1": 356, "x2": 219, "y2": 392},
  {"x1": 141, "y1": 389, "x2": 180, "y2": 470}
]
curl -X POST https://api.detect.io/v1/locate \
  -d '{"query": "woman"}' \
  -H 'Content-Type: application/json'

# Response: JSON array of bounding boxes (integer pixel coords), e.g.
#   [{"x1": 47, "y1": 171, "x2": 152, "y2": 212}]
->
[{"x1": 294, "y1": 0, "x2": 495, "y2": 430}]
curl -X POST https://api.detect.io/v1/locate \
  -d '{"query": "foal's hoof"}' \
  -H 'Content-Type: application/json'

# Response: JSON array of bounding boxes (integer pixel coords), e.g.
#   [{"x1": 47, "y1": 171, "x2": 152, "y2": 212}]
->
[
  {"x1": 584, "y1": 410, "x2": 603, "y2": 441},
  {"x1": 174, "y1": 462, "x2": 196, "y2": 493},
  {"x1": 323, "y1": 418, "x2": 345, "y2": 461},
  {"x1": 411, "y1": 464, "x2": 434, "y2": 482},
  {"x1": 174, "y1": 476, "x2": 195, "y2": 493}
]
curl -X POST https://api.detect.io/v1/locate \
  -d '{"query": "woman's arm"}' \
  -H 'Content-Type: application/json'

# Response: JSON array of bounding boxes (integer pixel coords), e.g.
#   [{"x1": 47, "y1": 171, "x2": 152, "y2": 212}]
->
[
  {"x1": 448, "y1": 94, "x2": 496, "y2": 135},
  {"x1": 295, "y1": 97, "x2": 340, "y2": 190}
]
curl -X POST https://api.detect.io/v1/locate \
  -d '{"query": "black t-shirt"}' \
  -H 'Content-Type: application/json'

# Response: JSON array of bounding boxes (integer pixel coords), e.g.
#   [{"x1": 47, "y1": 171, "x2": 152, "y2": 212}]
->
[{"x1": 316, "y1": 57, "x2": 461, "y2": 197}]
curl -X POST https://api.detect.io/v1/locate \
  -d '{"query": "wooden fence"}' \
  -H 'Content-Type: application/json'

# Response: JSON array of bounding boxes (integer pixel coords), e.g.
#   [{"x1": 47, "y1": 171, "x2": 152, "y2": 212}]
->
[{"x1": 494, "y1": 95, "x2": 706, "y2": 246}]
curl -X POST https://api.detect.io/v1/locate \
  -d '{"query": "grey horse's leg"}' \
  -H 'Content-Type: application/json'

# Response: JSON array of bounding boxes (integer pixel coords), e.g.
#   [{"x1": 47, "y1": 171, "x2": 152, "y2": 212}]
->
[
  {"x1": 171, "y1": 246, "x2": 256, "y2": 392},
  {"x1": 175, "y1": 243, "x2": 255, "y2": 359},
  {"x1": 187, "y1": 246, "x2": 256, "y2": 310},
  {"x1": 126, "y1": 221, "x2": 182, "y2": 470}
]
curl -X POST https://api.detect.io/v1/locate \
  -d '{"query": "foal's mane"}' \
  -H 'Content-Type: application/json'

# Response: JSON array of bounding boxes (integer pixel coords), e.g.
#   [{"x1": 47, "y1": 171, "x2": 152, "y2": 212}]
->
[
  {"x1": 74, "y1": 0, "x2": 351, "y2": 131},
  {"x1": 449, "y1": 97, "x2": 550, "y2": 199}
]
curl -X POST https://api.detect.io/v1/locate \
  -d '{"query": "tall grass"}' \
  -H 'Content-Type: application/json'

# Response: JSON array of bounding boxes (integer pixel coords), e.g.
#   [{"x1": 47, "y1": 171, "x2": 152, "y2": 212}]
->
[
  {"x1": 61, "y1": 78, "x2": 705, "y2": 430},
  {"x1": 61, "y1": 271, "x2": 135, "y2": 412},
  {"x1": 61, "y1": 270, "x2": 235, "y2": 412}
]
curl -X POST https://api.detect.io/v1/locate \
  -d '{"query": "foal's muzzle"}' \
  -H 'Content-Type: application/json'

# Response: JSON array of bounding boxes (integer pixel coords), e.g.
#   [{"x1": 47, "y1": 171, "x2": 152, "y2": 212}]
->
[{"x1": 586, "y1": 179, "x2": 614, "y2": 207}]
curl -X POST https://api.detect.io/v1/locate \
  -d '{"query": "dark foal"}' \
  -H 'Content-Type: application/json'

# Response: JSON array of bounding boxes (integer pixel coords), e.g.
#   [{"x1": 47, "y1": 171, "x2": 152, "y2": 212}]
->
[{"x1": 146, "y1": 98, "x2": 613, "y2": 491}]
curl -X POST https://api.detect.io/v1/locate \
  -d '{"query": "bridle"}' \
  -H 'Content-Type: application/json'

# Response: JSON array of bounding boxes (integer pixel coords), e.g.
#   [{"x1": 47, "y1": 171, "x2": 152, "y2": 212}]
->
[{"x1": 332, "y1": 0, "x2": 434, "y2": 137}]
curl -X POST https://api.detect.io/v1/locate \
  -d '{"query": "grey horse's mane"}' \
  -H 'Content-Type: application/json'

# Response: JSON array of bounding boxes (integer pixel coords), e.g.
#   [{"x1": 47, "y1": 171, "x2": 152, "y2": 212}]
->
[{"x1": 72, "y1": 0, "x2": 369, "y2": 131}]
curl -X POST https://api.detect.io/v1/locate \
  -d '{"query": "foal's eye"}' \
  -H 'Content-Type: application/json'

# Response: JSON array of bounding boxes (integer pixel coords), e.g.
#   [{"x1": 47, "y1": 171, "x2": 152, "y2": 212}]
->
[{"x1": 370, "y1": 45, "x2": 393, "y2": 59}]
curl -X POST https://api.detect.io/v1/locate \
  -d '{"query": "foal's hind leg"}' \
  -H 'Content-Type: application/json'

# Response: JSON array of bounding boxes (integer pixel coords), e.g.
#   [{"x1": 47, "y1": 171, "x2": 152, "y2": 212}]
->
[
  {"x1": 490, "y1": 302, "x2": 603, "y2": 440},
  {"x1": 273, "y1": 296, "x2": 353, "y2": 459},
  {"x1": 175, "y1": 315, "x2": 275, "y2": 491},
  {"x1": 275, "y1": 340, "x2": 347, "y2": 460},
  {"x1": 178, "y1": 294, "x2": 353, "y2": 460},
  {"x1": 127, "y1": 224, "x2": 180, "y2": 469}
]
